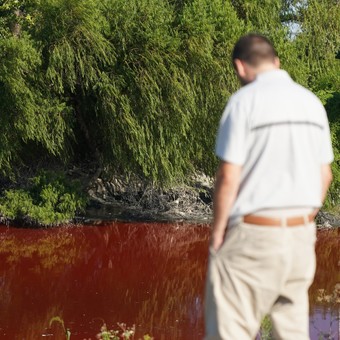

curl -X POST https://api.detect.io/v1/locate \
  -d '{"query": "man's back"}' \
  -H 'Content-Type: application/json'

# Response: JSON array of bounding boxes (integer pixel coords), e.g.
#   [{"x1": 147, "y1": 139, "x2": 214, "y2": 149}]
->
[{"x1": 216, "y1": 69, "x2": 333, "y2": 217}]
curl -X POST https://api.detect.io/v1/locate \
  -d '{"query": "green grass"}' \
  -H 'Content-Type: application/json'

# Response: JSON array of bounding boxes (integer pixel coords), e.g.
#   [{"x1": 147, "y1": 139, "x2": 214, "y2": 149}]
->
[{"x1": 259, "y1": 315, "x2": 273, "y2": 340}]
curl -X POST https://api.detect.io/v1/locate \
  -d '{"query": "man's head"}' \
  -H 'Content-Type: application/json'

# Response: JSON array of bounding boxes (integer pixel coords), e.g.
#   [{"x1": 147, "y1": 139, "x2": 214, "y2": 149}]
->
[{"x1": 232, "y1": 34, "x2": 280, "y2": 86}]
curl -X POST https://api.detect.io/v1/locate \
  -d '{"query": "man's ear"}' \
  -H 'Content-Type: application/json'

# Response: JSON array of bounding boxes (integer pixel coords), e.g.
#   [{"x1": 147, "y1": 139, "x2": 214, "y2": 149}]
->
[{"x1": 234, "y1": 59, "x2": 246, "y2": 78}]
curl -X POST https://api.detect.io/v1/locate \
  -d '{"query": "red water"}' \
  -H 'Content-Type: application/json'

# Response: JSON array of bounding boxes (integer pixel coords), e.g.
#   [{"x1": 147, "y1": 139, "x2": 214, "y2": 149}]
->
[{"x1": 0, "y1": 223, "x2": 339, "y2": 340}]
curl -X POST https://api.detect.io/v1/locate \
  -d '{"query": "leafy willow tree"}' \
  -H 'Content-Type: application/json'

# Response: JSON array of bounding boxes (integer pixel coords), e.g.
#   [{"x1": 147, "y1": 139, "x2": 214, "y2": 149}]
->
[
  {"x1": 0, "y1": 27, "x2": 72, "y2": 177},
  {"x1": 177, "y1": 0, "x2": 245, "y2": 175},
  {"x1": 0, "y1": 0, "x2": 339, "y2": 211},
  {"x1": 99, "y1": 0, "x2": 196, "y2": 180},
  {"x1": 296, "y1": 0, "x2": 340, "y2": 209}
]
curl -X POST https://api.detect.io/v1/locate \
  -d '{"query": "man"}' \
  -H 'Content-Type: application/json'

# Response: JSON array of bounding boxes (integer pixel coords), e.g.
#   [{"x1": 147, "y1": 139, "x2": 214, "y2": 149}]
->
[{"x1": 204, "y1": 34, "x2": 333, "y2": 340}]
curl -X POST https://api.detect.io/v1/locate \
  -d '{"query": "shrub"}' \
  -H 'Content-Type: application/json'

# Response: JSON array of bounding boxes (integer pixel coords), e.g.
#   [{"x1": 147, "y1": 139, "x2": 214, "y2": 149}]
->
[{"x1": 0, "y1": 171, "x2": 87, "y2": 226}]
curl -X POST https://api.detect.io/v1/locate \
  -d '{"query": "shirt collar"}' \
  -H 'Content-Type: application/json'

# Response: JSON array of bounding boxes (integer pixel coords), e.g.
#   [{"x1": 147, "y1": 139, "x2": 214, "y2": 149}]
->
[{"x1": 255, "y1": 69, "x2": 291, "y2": 82}]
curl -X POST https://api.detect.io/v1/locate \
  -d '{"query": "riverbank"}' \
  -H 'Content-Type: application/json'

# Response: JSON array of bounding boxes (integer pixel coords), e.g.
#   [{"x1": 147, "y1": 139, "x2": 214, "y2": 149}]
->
[
  {"x1": 82, "y1": 172, "x2": 213, "y2": 224},
  {"x1": 80, "y1": 173, "x2": 340, "y2": 228},
  {"x1": 1, "y1": 166, "x2": 339, "y2": 228}
]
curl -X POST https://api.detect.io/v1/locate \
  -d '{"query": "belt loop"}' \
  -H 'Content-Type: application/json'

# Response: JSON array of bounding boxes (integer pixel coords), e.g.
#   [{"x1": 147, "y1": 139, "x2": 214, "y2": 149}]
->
[{"x1": 282, "y1": 216, "x2": 287, "y2": 228}]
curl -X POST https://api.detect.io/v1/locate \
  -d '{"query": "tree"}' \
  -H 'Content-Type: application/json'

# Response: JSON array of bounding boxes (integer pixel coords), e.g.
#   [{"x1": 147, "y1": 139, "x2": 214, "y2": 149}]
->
[
  {"x1": 0, "y1": 0, "x2": 338, "y2": 200},
  {"x1": 0, "y1": 5, "x2": 72, "y2": 177}
]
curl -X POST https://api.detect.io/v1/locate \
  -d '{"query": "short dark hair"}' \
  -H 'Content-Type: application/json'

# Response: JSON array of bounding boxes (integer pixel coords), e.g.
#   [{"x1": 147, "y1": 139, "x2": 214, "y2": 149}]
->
[{"x1": 232, "y1": 34, "x2": 278, "y2": 67}]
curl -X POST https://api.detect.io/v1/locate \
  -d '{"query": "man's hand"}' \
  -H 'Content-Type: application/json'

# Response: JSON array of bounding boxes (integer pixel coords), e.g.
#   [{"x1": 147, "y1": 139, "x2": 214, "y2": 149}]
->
[{"x1": 211, "y1": 229, "x2": 225, "y2": 252}]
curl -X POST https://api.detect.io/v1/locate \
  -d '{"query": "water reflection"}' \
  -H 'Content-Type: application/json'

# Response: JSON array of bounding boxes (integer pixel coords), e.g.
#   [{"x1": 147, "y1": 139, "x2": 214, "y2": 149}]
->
[
  {"x1": 0, "y1": 223, "x2": 338, "y2": 339},
  {"x1": 309, "y1": 228, "x2": 340, "y2": 339}
]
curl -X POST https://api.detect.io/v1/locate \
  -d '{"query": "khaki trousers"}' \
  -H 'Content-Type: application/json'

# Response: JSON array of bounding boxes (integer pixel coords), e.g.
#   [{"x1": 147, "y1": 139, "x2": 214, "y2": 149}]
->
[{"x1": 204, "y1": 221, "x2": 316, "y2": 340}]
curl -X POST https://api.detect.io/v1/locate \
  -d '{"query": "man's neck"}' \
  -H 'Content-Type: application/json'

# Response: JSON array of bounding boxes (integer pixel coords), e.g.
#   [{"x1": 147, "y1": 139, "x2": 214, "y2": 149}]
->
[{"x1": 254, "y1": 64, "x2": 279, "y2": 77}]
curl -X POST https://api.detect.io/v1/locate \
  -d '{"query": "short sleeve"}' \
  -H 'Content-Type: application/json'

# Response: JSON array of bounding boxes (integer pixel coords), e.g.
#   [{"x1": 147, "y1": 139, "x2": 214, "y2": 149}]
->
[
  {"x1": 320, "y1": 109, "x2": 334, "y2": 164},
  {"x1": 215, "y1": 97, "x2": 249, "y2": 165}
]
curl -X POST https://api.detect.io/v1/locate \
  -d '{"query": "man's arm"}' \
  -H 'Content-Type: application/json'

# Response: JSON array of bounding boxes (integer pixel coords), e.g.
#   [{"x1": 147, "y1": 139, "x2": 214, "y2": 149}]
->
[
  {"x1": 211, "y1": 161, "x2": 242, "y2": 251},
  {"x1": 312, "y1": 164, "x2": 333, "y2": 217},
  {"x1": 321, "y1": 164, "x2": 333, "y2": 203}
]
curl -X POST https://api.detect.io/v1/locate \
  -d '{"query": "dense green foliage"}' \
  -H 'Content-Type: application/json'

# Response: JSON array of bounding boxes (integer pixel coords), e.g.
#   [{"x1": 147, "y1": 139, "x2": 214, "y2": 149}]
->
[
  {"x1": 0, "y1": 0, "x2": 339, "y2": 215},
  {"x1": 0, "y1": 171, "x2": 86, "y2": 225}
]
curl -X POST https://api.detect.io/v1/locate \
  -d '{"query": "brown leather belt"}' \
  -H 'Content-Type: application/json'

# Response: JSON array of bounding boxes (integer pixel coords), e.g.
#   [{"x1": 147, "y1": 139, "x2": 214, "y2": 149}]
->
[{"x1": 243, "y1": 213, "x2": 315, "y2": 227}]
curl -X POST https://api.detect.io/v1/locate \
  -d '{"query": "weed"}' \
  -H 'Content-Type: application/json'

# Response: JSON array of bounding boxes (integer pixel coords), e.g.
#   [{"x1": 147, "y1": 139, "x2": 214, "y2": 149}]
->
[
  {"x1": 49, "y1": 316, "x2": 71, "y2": 340},
  {"x1": 48, "y1": 317, "x2": 153, "y2": 340},
  {"x1": 97, "y1": 323, "x2": 153, "y2": 340},
  {"x1": 258, "y1": 315, "x2": 273, "y2": 340}
]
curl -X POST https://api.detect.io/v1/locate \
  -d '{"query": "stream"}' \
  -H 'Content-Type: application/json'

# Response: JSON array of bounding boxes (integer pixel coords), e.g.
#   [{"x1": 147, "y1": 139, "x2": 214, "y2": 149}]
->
[{"x1": 0, "y1": 223, "x2": 339, "y2": 339}]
